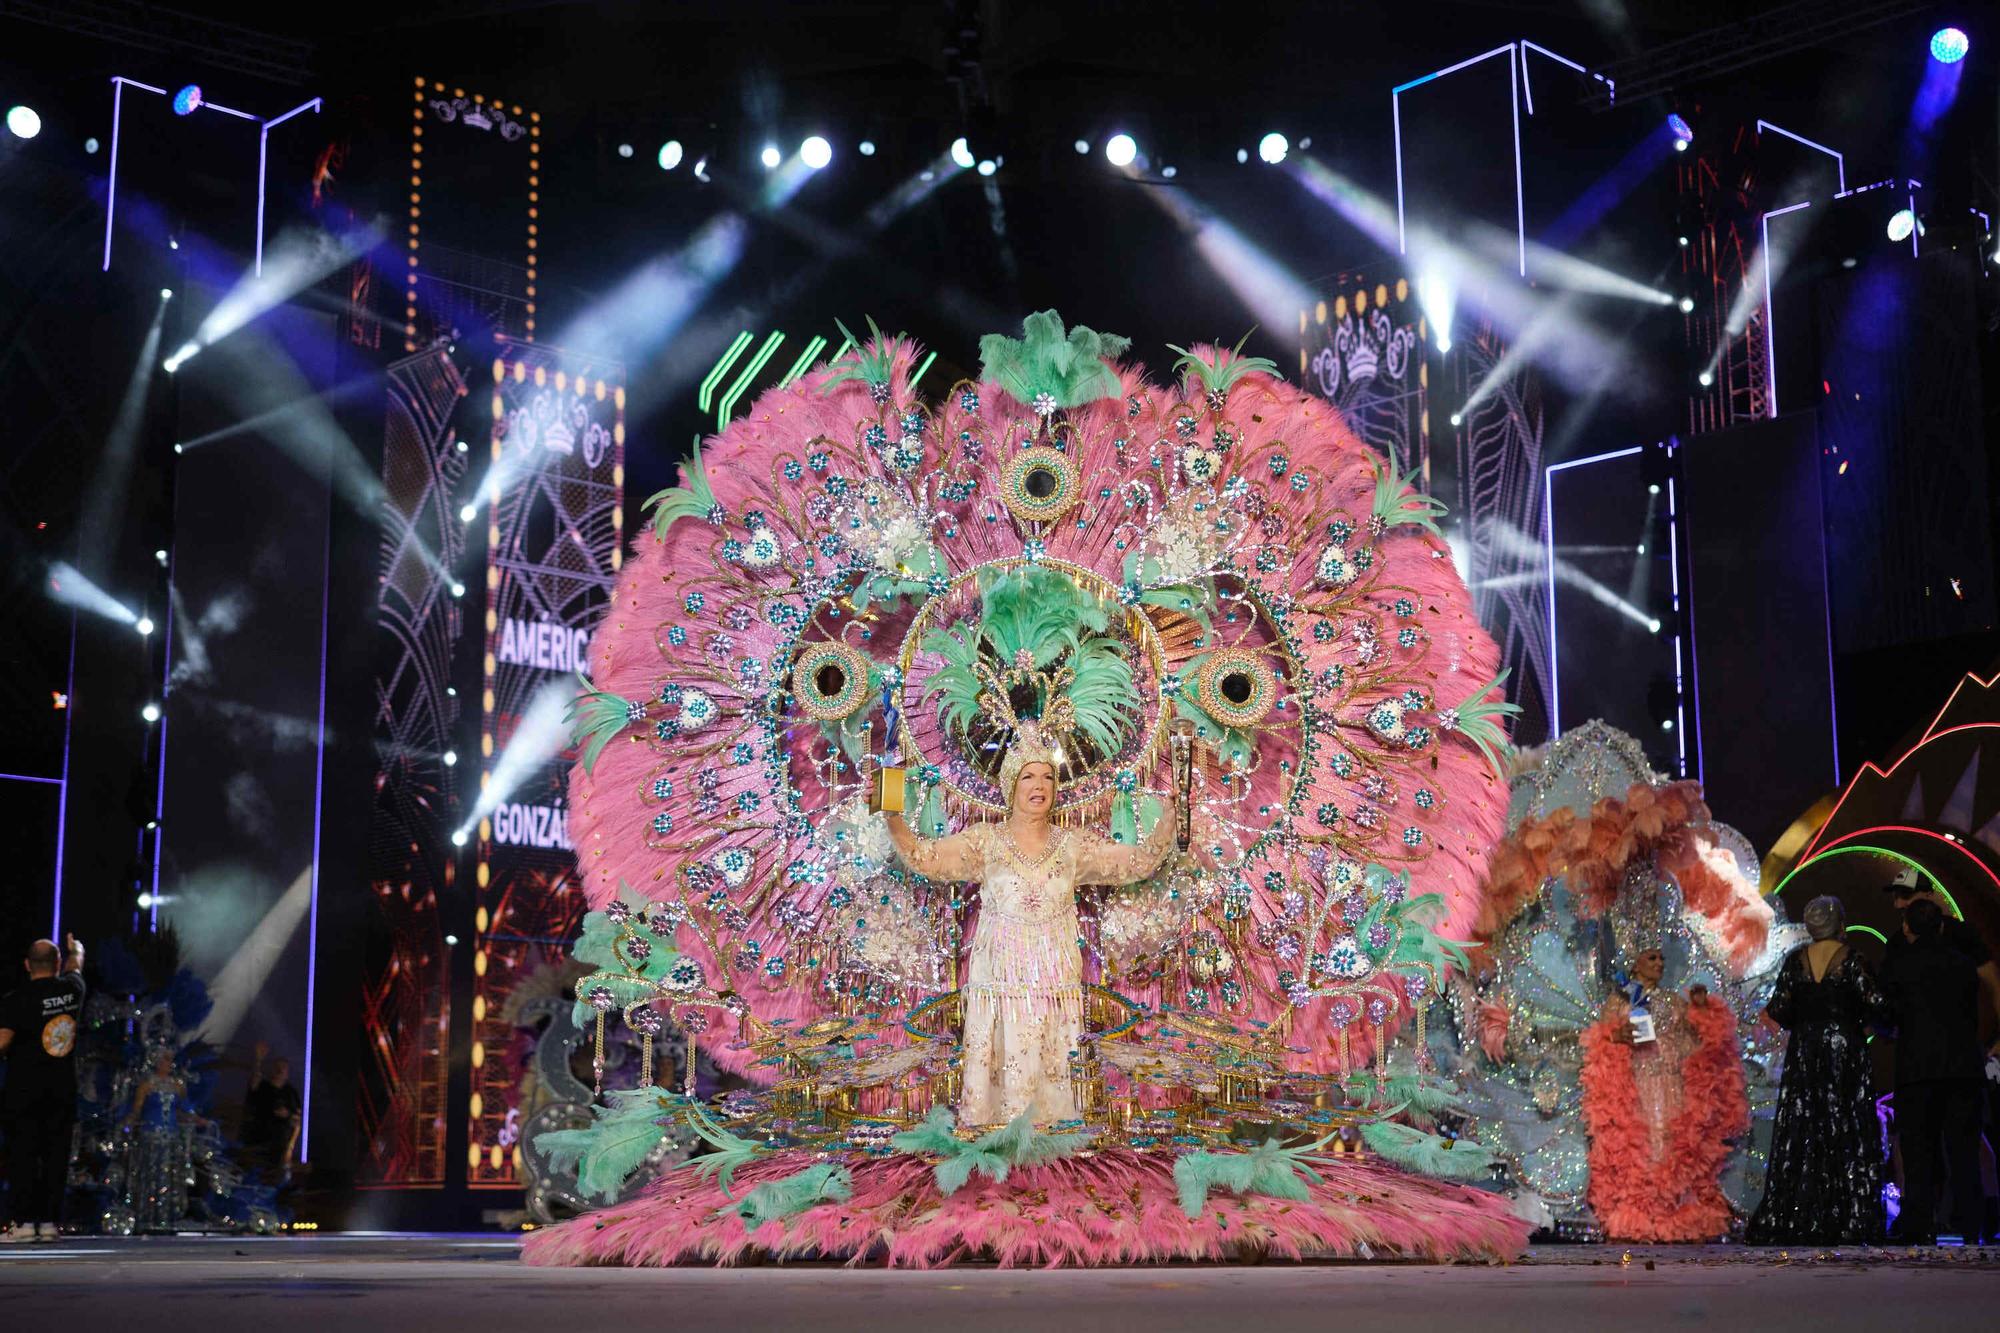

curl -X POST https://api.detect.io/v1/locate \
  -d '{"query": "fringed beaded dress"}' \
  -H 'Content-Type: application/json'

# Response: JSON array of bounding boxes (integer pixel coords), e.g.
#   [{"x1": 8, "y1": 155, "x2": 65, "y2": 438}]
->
[
  {"x1": 901, "y1": 820, "x2": 1174, "y2": 1126},
  {"x1": 1745, "y1": 944, "x2": 1890, "y2": 1245}
]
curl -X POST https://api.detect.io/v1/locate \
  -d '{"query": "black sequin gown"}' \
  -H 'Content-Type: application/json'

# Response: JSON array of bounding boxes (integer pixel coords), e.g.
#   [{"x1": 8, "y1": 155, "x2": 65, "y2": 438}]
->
[{"x1": 1746, "y1": 945, "x2": 1890, "y2": 1245}]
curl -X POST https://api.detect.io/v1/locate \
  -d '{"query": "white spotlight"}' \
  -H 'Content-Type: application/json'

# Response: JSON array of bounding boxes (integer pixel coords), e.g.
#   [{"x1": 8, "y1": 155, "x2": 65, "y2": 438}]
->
[
  {"x1": 445, "y1": 686, "x2": 457, "y2": 697},
  {"x1": 445, "y1": 934, "x2": 459, "y2": 946},
  {"x1": 1236, "y1": 148, "x2": 1249, "y2": 164},
  {"x1": 172, "y1": 443, "x2": 184, "y2": 454},
  {"x1": 1417, "y1": 270, "x2": 1455, "y2": 355},
  {"x1": 1886, "y1": 209, "x2": 1917, "y2": 242},
  {"x1": 1449, "y1": 412, "x2": 1463, "y2": 427},
  {"x1": 1677, "y1": 235, "x2": 1690, "y2": 248},
  {"x1": 1160, "y1": 165, "x2": 1177, "y2": 178},
  {"x1": 1257, "y1": 132, "x2": 1288, "y2": 165},
  {"x1": 800, "y1": 135, "x2": 832, "y2": 170},
  {"x1": 1677, "y1": 296, "x2": 1695, "y2": 313},
  {"x1": 450, "y1": 580, "x2": 466, "y2": 598},
  {"x1": 443, "y1": 749, "x2": 458, "y2": 767},
  {"x1": 760, "y1": 143, "x2": 781, "y2": 170},
  {"x1": 1660, "y1": 718, "x2": 1675, "y2": 730},
  {"x1": 455, "y1": 439, "x2": 469, "y2": 453},
  {"x1": 137, "y1": 615, "x2": 155, "y2": 636},
  {"x1": 451, "y1": 830, "x2": 467, "y2": 847},
  {"x1": 1636, "y1": 544, "x2": 1647, "y2": 555},
  {"x1": 168, "y1": 237, "x2": 178, "y2": 250},
  {"x1": 1074, "y1": 139, "x2": 1090, "y2": 155},
  {"x1": 142, "y1": 702, "x2": 161, "y2": 723},
  {"x1": 163, "y1": 341, "x2": 199, "y2": 374},
  {"x1": 1697, "y1": 370, "x2": 1714, "y2": 387},
  {"x1": 154, "y1": 549, "x2": 168, "y2": 566},
  {"x1": 137, "y1": 892, "x2": 155, "y2": 909},
  {"x1": 1673, "y1": 139, "x2": 1688, "y2": 153},
  {"x1": 658, "y1": 140, "x2": 683, "y2": 170},
  {"x1": 858, "y1": 140, "x2": 876, "y2": 156},
  {"x1": 1648, "y1": 484, "x2": 1660, "y2": 495},
  {"x1": 459, "y1": 503, "x2": 478, "y2": 523},
  {"x1": 950, "y1": 137, "x2": 974, "y2": 170},
  {"x1": 977, "y1": 158, "x2": 997, "y2": 177},
  {"x1": 160, "y1": 288, "x2": 174, "y2": 302},
  {"x1": 6, "y1": 105, "x2": 41, "y2": 140},
  {"x1": 1105, "y1": 133, "x2": 1137, "y2": 167},
  {"x1": 617, "y1": 143, "x2": 634, "y2": 158},
  {"x1": 85, "y1": 136, "x2": 100, "y2": 154}
]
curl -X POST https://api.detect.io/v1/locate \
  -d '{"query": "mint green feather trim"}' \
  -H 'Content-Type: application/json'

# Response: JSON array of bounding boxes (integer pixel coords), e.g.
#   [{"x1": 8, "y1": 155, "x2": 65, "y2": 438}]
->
[
  {"x1": 889, "y1": 1108, "x2": 1091, "y2": 1194},
  {"x1": 1173, "y1": 1133, "x2": 1334, "y2": 1218},
  {"x1": 977, "y1": 310, "x2": 1130, "y2": 408},
  {"x1": 643, "y1": 440, "x2": 718, "y2": 538},
  {"x1": 720, "y1": 1161, "x2": 854, "y2": 1229},
  {"x1": 1359, "y1": 1121, "x2": 1498, "y2": 1181},
  {"x1": 1165, "y1": 330, "x2": 1281, "y2": 394},
  {"x1": 1441, "y1": 668, "x2": 1521, "y2": 779},
  {"x1": 565, "y1": 672, "x2": 638, "y2": 776},
  {"x1": 1371, "y1": 460, "x2": 1448, "y2": 538},
  {"x1": 682, "y1": 1103, "x2": 768, "y2": 1201},
  {"x1": 534, "y1": 1086, "x2": 681, "y2": 1202},
  {"x1": 819, "y1": 316, "x2": 901, "y2": 391}
]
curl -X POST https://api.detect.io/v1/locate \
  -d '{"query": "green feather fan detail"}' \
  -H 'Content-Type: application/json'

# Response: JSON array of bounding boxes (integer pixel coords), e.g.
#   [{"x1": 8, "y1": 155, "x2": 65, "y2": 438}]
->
[
  {"x1": 1173, "y1": 1133, "x2": 1334, "y2": 1218},
  {"x1": 1370, "y1": 459, "x2": 1449, "y2": 539},
  {"x1": 1359, "y1": 1122, "x2": 1499, "y2": 1182},
  {"x1": 820, "y1": 316, "x2": 901, "y2": 392},
  {"x1": 977, "y1": 310, "x2": 1131, "y2": 409},
  {"x1": 565, "y1": 672, "x2": 640, "y2": 776},
  {"x1": 889, "y1": 1108, "x2": 1091, "y2": 1195},
  {"x1": 682, "y1": 1103, "x2": 769, "y2": 1201},
  {"x1": 1439, "y1": 668, "x2": 1521, "y2": 779},
  {"x1": 534, "y1": 1086, "x2": 682, "y2": 1203},
  {"x1": 643, "y1": 439, "x2": 719, "y2": 538},
  {"x1": 720, "y1": 1161, "x2": 854, "y2": 1229},
  {"x1": 1165, "y1": 330, "x2": 1281, "y2": 396}
]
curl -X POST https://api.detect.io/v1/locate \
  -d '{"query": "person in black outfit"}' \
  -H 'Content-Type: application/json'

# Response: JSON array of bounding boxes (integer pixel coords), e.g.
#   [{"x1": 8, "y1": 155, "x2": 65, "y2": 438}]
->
[
  {"x1": 0, "y1": 934, "x2": 87, "y2": 1243},
  {"x1": 242, "y1": 1041, "x2": 302, "y2": 1178},
  {"x1": 1747, "y1": 895, "x2": 1891, "y2": 1244},
  {"x1": 1881, "y1": 897, "x2": 1987, "y2": 1244}
]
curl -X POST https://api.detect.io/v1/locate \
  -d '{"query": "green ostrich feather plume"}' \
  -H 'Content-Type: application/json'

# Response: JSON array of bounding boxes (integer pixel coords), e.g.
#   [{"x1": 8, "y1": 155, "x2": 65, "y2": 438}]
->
[
  {"x1": 1371, "y1": 459, "x2": 1449, "y2": 538},
  {"x1": 682, "y1": 1104, "x2": 768, "y2": 1201},
  {"x1": 534, "y1": 1085, "x2": 681, "y2": 1203},
  {"x1": 643, "y1": 440, "x2": 718, "y2": 538},
  {"x1": 566, "y1": 672, "x2": 640, "y2": 775},
  {"x1": 1441, "y1": 668, "x2": 1522, "y2": 779},
  {"x1": 720, "y1": 1160, "x2": 854, "y2": 1229},
  {"x1": 1165, "y1": 329, "x2": 1281, "y2": 395},
  {"x1": 977, "y1": 310, "x2": 1131, "y2": 409},
  {"x1": 820, "y1": 316, "x2": 902, "y2": 391},
  {"x1": 1353, "y1": 884, "x2": 1473, "y2": 986},
  {"x1": 1359, "y1": 1121, "x2": 1499, "y2": 1182},
  {"x1": 920, "y1": 566, "x2": 1137, "y2": 756},
  {"x1": 890, "y1": 1108, "x2": 1091, "y2": 1195},
  {"x1": 1173, "y1": 1133, "x2": 1335, "y2": 1218}
]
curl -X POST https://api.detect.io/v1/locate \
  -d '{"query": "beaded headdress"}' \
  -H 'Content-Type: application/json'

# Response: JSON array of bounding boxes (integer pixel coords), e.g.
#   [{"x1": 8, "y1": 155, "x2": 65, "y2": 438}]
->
[{"x1": 997, "y1": 720, "x2": 1064, "y2": 807}]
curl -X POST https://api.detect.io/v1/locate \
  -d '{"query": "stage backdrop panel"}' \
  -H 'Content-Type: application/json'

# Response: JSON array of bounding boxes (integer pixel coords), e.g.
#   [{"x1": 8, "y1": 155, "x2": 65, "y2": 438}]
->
[
  {"x1": 467, "y1": 343, "x2": 623, "y2": 1187},
  {"x1": 1679, "y1": 414, "x2": 1838, "y2": 850}
]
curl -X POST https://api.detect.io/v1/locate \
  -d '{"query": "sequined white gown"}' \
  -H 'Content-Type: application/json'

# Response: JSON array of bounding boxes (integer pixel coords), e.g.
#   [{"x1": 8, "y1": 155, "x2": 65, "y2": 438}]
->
[{"x1": 901, "y1": 819, "x2": 1173, "y2": 1125}]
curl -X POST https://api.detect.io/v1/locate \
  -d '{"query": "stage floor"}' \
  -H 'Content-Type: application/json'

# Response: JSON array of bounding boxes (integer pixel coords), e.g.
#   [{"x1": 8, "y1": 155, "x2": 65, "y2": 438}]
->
[{"x1": 0, "y1": 1234, "x2": 1995, "y2": 1331}]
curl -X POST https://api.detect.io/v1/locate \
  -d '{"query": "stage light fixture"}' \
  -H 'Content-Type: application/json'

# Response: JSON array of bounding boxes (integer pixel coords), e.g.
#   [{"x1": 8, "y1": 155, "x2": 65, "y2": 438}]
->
[
  {"x1": 172, "y1": 443, "x2": 184, "y2": 454},
  {"x1": 1930, "y1": 27, "x2": 1969, "y2": 63},
  {"x1": 163, "y1": 341, "x2": 198, "y2": 374},
  {"x1": 445, "y1": 934, "x2": 459, "y2": 946},
  {"x1": 693, "y1": 155, "x2": 710, "y2": 182},
  {"x1": 172, "y1": 85, "x2": 203, "y2": 116},
  {"x1": 137, "y1": 615, "x2": 155, "y2": 636},
  {"x1": 801, "y1": 135, "x2": 832, "y2": 170},
  {"x1": 1105, "y1": 133, "x2": 1137, "y2": 167},
  {"x1": 977, "y1": 158, "x2": 997, "y2": 176},
  {"x1": 1258, "y1": 132, "x2": 1288, "y2": 165},
  {"x1": 451, "y1": 830, "x2": 467, "y2": 846},
  {"x1": 1236, "y1": 148, "x2": 1249, "y2": 164},
  {"x1": 1660, "y1": 717, "x2": 1674, "y2": 730},
  {"x1": 85, "y1": 137, "x2": 100, "y2": 154},
  {"x1": 1449, "y1": 412, "x2": 1463, "y2": 427},
  {"x1": 443, "y1": 749, "x2": 458, "y2": 767},
  {"x1": 1074, "y1": 139, "x2": 1090, "y2": 155},
  {"x1": 657, "y1": 140, "x2": 683, "y2": 170},
  {"x1": 459, "y1": 502, "x2": 478, "y2": 523},
  {"x1": 1886, "y1": 209, "x2": 1917, "y2": 242},
  {"x1": 450, "y1": 580, "x2": 467, "y2": 598},
  {"x1": 160, "y1": 287, "x2": 174, "y2": 301},
  {"x1": 1417, "y1": 270, "x2": 1454, "y2": 353},
  {"x1": 6, "y1": 105, "x2": 41, "y2": 139},
  {"x1": 142, "y1": 702, "x2": 161, "y2": 723},
  {"x1": 759, "y1": 143, "x2": 781, "y2": 170},
  {"x1": 168, "y1": 237, "x2": 179, "y2": 250},
  {"x1": 445, "y1": 685, "x2": 457, "y2": 697},
  {"x1": 1160, "y1": 165, "x2": 1177, "y2": 178},
  {"x1": 1677, "y1": 296, "x2": 1695, "y2": 313},
  {"x1": 1697, "y1": 370, "x2": 1714, "y2": 387},
  {"x1": 455, "y1": 439, "x2": 469, "y2": 453},
  {"x1": 950, "y1": 137, "x2": 975, "y2": 170},
  {"x1": 617, "y1": 143, "x2": 633, "y2": 158},
  {"x1": 859, "y1": 140, "x2": 876, "y2": 156},
  {"x1": 137, "y1": 892, "x2": 155, "y2": 909},
  {"x1": 154, "y1": 549, "x2": 168, "y2": 566},
  {"x1": 1648, "y1": 484, "x2": 1660, "y2": 495},
  {"x1": 1677, "y1": 235, "x2": 1690, "y2": 247}
]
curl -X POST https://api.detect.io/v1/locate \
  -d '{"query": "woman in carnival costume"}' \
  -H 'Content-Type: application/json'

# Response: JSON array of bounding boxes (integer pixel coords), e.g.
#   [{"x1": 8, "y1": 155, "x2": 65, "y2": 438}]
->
[{"x1": 885, "y1": 720, "x2": 1175, "y2": 1125}]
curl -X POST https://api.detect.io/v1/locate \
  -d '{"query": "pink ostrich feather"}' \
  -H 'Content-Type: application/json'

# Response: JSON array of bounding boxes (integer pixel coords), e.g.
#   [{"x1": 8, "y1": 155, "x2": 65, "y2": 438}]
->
[
  {"x1": 567, "y1": 328, "x2": 1510, "y2": 1078},
  {"x1": 521, "y1": 1145, "x2": 1529, "y2": 1269}
]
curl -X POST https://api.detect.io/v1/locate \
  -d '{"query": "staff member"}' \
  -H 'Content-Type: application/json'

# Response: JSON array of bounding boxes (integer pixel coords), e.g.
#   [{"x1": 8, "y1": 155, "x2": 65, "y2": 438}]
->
[{"x1": 0, "y1": 933, "x2": 86, "y2": 1243}]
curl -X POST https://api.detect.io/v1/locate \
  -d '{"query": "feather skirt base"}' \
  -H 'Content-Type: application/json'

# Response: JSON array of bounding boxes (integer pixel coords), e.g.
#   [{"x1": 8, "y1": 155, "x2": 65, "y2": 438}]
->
[{"x1": 520, "y1": 1147, "x2": 1530, "y2": 1269}]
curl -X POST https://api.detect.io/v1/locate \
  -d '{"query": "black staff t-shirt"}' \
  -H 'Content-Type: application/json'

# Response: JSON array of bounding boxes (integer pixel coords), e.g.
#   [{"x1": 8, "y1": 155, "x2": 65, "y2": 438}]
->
[{"x1": 1, "y1": 973, "x2": 87, "y2": 1107}]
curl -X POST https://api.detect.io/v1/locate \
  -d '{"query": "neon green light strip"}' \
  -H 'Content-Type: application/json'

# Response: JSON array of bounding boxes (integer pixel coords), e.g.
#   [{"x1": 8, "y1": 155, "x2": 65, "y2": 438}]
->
[
  {"x1": 717, "y1": 331, "x2": 786, "y2": 431},
  {"x1": 778, "y1": 334, "x2": 829, "y2": 388},
  {"x1": 1771, "y1": 844, "x2": 1962, "y2": 920},
  {"x1": 909, "y1": 350, "x2": 938, "y2": 389},
  {"x1": 830, "y1": 336, "x2": 854, "y2": 366},
  {"x1": 1845, "y1": 924, "x2": 1889, "y2": 943},
  {"x1": 697, "y1": 331, "x2": 753, "y2": 412}
]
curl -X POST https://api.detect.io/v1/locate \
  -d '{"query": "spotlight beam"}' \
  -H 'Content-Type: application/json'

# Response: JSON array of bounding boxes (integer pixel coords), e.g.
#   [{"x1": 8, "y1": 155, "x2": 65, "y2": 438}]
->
[
  {"x1": 75, "y1": 297, "x2": 167, "y2": 577},
  {"x1": 455, "y1": 679, "x2": 575, "y2": 844}
]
